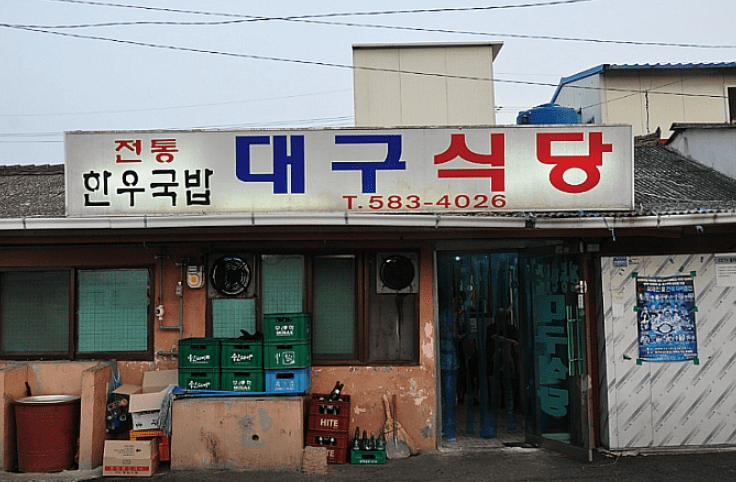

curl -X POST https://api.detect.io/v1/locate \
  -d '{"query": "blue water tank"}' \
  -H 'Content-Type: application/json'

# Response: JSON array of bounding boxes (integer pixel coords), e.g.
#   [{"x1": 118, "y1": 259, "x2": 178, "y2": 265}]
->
[{"x1": 516, "y1": 103, "x2": 580, "y2": 125}]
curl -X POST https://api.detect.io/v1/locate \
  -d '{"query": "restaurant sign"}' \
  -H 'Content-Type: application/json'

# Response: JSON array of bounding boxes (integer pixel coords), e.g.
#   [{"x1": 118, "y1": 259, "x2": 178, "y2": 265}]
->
[{"x1": 65, "y1": 125, "x2": 633, "y2": 216}]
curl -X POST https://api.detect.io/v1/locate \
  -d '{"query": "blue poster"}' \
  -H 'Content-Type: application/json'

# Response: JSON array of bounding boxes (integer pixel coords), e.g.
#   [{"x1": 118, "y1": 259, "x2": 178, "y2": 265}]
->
[{"x1": 636, "y1": 276, "x2": 697, "y2": 362}]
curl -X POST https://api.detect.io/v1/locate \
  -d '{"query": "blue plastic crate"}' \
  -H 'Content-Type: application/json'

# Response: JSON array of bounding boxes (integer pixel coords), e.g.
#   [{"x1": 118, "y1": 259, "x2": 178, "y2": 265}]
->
[{"x1": 265, "y1": 368, "x2": 311, "y2": 394}]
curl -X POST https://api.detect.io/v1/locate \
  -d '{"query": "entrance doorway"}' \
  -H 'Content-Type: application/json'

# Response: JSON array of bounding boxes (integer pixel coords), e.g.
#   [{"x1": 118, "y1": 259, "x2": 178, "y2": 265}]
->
[{"x1": 437, "y1": 250, "x2": 590, "y2": 455}]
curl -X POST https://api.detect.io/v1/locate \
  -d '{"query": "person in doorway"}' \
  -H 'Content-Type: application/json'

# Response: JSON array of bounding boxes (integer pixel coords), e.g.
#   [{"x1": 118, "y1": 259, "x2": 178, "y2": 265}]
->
[{"x1": 486, "y1": 309, "x2": 520, "y2": 411}]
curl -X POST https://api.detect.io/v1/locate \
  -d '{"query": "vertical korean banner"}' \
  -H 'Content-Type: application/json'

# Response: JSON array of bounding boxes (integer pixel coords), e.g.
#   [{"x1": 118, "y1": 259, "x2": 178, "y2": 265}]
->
[{"x1": 636, "y1": 276, "x2": 697, "y2": 362}]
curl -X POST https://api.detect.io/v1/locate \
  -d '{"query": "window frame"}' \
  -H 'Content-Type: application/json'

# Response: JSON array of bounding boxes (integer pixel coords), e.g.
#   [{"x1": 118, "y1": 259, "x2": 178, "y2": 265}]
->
[
  {"x1": 207, "y1": 250, "x2": 419, "y2": 366},
  {"x1": 0, "y1": 266, "x2": 154, "y2": 361}
]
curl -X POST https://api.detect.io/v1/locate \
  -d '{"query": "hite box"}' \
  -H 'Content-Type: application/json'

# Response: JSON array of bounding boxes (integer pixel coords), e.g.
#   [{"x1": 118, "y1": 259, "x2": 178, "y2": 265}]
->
[
  {"x1": 113, "y1": 370, "x2": 178, "y2": 431},
  {"x1": 103, "y1": 439, "x2": 159, "y2": 477},
  {"x1": 305, "y1": 431, "x2": 348, "y2": 464},
  {"x1": 308, "y1": 394, "x2": 351, "y2": 432}
]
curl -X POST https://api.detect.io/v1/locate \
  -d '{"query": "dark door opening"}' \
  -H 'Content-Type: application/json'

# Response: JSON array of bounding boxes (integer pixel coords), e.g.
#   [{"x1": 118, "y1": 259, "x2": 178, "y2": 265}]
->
[{"x1": 438, "y1": 250, "x2": 590, "y2": 456}]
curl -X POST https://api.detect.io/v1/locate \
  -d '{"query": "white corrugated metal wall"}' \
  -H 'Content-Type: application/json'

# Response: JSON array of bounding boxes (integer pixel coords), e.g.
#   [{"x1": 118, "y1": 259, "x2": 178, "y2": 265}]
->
[{"x1": 601, "y1": 253, "x2": 736, "y2": 449}]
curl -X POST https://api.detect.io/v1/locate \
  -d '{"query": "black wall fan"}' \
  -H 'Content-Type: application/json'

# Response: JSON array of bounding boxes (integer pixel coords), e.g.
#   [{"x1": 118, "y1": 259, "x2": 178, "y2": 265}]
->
[
  {"x1": 210, "y1": 256, "x2": 251, "y2": 296},
  {"x1": 377, "y1": 253, "x2": 418, "y2": 294}
]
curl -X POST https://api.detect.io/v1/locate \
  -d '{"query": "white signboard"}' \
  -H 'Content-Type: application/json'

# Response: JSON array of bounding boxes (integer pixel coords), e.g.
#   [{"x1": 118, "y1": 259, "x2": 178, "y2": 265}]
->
[
  {"x1": 715, "y1": 253, "x2": 736, "y2": 286},
  {"x1": 65, "y1": 125, "x2": 633, "y2": 216}
]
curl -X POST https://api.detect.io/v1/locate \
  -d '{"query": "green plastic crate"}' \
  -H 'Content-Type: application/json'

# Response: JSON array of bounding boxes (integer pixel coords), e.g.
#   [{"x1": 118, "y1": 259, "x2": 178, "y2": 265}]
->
[
  {"x1": 220, "y1": 369, "x2": 265, "y2": 392},
  {"x1": 178, "y1": 368, "x2": 220, "y2": 391},
  {"x1": 263, "y1": 313, "x2": 311, "y2": 343},
  {"x1": 350, "y1": 449, "x2": 386, "y2": 465},
  {"x1": 264, "y1": 341, "x2": 311, "y2": 369},
  {"x1": 220, "y1": 339, "x2": 263, "y2": 369},
  {"x1": 178, "y1": 338, "x2": 221, "y2": 369}
]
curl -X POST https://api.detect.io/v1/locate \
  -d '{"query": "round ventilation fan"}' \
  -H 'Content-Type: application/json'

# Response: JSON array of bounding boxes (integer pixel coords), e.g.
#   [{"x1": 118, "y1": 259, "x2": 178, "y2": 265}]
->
[
  {"x1": 379, "y1": 255, "x2": 415, "y2": 291},
  {"x1": 211, "y1": 256, "x2": 251, "y2": 296}
]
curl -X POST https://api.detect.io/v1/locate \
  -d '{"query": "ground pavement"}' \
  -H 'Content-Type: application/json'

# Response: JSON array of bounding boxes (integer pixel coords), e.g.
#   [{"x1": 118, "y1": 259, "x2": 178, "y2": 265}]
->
[{"x1": 6, "y1": 445, "x2": 736, "y2": 482}]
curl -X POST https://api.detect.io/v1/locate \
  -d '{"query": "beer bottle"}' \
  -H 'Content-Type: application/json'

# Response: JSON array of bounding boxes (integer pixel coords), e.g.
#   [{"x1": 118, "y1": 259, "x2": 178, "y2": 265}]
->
[
  {"x1": 327, "y1": 381, "x2": 343, "y2": 401},
  {"x1": 368, "y1": 433, "x2": 376, "y2": 451},
  {"x1": 353, "y1": 428, "x2": 361, "y2": 450},
  {"x1": 361, "y1": 430, "x2": 368, "y2": 450},
  {"x1": 377, "y1": 433, "x2": 386, "y2": 451}
]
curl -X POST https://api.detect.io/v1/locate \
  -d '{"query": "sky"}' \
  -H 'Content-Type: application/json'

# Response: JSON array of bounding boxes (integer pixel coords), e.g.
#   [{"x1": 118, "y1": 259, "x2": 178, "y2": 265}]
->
[{"x1": 1, "y1": 0, "x2": 735, "y2": 166}]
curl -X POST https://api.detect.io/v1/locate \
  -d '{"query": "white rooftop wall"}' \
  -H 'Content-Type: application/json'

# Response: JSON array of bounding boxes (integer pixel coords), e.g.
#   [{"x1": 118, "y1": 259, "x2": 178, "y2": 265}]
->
[{"x1": 352, "y1": 42, "x2": 502, "y2": 127}]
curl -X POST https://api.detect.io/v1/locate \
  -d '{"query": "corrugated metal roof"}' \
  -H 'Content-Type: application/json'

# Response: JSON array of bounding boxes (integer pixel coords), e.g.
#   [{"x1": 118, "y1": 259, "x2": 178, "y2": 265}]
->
[{"x1": 4, "y1": 144, "x2": 735, "y2": 224}]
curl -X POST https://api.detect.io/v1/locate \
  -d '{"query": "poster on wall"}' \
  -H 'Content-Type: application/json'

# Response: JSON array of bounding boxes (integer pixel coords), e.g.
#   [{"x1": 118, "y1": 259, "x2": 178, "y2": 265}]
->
[
  {"x1": 636, "y1": 275, "x2": 697, "y2": 362},
  {"x1": 715, "y1": 253, "x2": 736, "y2": 286}
]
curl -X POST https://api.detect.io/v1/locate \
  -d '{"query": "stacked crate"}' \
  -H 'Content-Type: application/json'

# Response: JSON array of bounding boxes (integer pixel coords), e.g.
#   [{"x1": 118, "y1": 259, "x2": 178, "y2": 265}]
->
[
  {"x1": 178, "y1": 337, "x2": 266, "y2": 392},
  {"x1": 220, "y1": 338, "x2": 264, "y2": 392},
  {"x1": 306, "y1": 394, "x2": 351, "y2": 464},
  {"x1": 262, "y1": 313, "x2": 312, "y2": 393},
  {"x1": 178, "y1": 337, "x2": 222, "y2": 390}
]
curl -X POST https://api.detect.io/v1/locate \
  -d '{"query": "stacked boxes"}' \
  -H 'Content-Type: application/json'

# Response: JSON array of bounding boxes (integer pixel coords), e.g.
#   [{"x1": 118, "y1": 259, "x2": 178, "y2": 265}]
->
[
  {"x1": 306, "y1": 394, "x2": 351, "y2": 464},
  {"x1": 263, "y1": 313, "x2": 312, "y2": 393},
  {"x1": 129, "y1": 429, "x2": 170, "y2": 462},
  {"x1": 178, "y1": 314, "x2": 311, "y2": 393}
]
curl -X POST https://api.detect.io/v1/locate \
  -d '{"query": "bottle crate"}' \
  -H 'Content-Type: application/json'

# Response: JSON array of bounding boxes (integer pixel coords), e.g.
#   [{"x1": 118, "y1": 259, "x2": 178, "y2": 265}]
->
[
  {"x1": 263, "y1": 313, "x2": 311, "y2": 343},
  {"x1": 265, "y1": 368, "x2": 311, "y2": 394},
  {"x1": 178, "y1": 338, "x2": 221, "y2": 369},
  {"x1": 220, "y1": 369, "x2": 264, "y2": 393},
  {"x1": 308, "y1": 394, "x2": 351, "y2": 432},
  {"x1": 220, "y1": 339, "x2": 263, "y2": 369},
  {"x1": 264, "y1": 341, "x2": 311, "y2": 369},
  {"x1": 306, "y1": 430, "x2": 348, "y2": 464},
  {"x1": 178, "y1": 368, "x2": 220, "y2": 391},
  {"x1": 349, "y1": 448, "x2": 386, "y2": 465}
]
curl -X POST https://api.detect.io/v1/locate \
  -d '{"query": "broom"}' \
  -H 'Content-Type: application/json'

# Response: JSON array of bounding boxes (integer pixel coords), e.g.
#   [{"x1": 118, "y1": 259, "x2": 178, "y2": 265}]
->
[
  {"x1": 392, "y1": 393, "x2": 419, "y2": 456},
  {"x1": 382, "y1": 394, "x2": 410, "y2": 459}
]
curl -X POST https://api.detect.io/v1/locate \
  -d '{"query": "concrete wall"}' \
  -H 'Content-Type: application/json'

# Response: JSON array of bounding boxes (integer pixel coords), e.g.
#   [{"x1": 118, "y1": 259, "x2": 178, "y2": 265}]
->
[
  {"x1": 0, "y1": 361, "x2": 109, "y2": 471},
  {"x1": 171, "y1": 396, "x2": 306, "y2": 470},
  {"x1": 600, "y1": 253, "x2": 736, "y2": 450},
  {"x1": 667, "y1": 127, "x2": 736, "y2": 179}
]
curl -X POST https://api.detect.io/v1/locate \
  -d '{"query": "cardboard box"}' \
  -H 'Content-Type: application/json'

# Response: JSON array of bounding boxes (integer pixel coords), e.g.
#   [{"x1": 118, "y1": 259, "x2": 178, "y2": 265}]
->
[
  {"x1": 103, "y1": 440, "x2": 159, "y2": 477},
  {"x1": 130, "y1": 429, "x2": 170, "y2": 462},
  {"x1": 113, "y1": 370, "x2": 177, "y2": 431}
]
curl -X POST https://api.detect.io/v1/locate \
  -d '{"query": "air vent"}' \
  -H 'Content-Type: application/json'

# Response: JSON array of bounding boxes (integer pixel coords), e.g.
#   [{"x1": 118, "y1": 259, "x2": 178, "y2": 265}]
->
[{"x1": 376, "y1": 253, "x2": 418, "y2": 294}]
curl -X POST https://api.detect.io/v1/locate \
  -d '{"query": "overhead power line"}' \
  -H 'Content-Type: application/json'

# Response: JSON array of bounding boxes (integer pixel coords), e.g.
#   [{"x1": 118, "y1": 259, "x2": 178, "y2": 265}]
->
[
  {"x1": 1, "y1": 24, "x2": 730, "y2": 102},
  {"x1": 16, "y1": 1, "x2": 734, "y2": 50},
  {"x1": 44, "y1": 0, "x2": 601, "y2": 19},
  {"x1": 12, "y1": 18, "x2": 736, "y2": 50}
]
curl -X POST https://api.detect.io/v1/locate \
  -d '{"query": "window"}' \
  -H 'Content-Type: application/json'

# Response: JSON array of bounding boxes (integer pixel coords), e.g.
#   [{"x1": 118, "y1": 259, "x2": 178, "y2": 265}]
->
[
  {"x1": 313, "y1": 255, "x2": 357, "y2": 359},
  {"x1": 0, "y1": 268, "x2": 151, "y2": 359},
  {"x1": 209, "y1": 252, "x2": 417, "y2": 364},
  {"x1": 77, "y1": 269, "x2": 150, "y2": 353},
  {"x1": 1, "y1": 271, "x2": 70, "y2": 354},
  {"x1": 729, "y1": 87, "x2": 736, "y2": 123}
]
